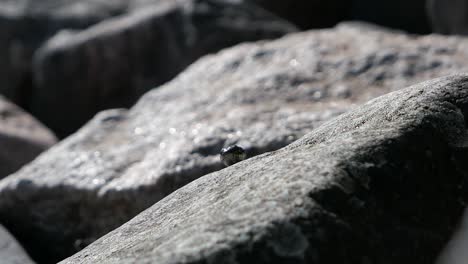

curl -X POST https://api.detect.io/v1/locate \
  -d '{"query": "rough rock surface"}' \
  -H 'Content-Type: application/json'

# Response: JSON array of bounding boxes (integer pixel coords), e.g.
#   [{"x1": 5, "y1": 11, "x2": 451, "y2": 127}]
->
[
  {"x1": 32, "y1": 0, "x2": 296, "y2": 137},
  {"x1": 0, "y1": 95, "x2": 57, "y2": 179},
  {"x1": 426, "y1": 0, "x2": 468, "y2": 35},
  {"x1": 0, "y1": 225, "x2": 35, "y2": 264},
  {"x1": 61, "y1": 75, "x2": 468, "y2": 263},
  {"x1": 0, "y1": 23, "x2": 467, "y2": 262}
]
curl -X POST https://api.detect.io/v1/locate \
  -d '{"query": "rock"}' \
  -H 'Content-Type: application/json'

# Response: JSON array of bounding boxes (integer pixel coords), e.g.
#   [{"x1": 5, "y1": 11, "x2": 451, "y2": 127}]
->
[
  {"x1": 0, "y1": 225, "x2": 35, "y2": 264},
  {"x1": 60, "y1": 74, "x2": 468, "y2": 263},
  {"x1": 1, "y1": 0, "x2": 294, "y2": 136},
  {"x1": 0, "y1": 95, "x2": 57, "y2": 179},
  {"x1": 0, "y1": 22, "x2": 466, "y2": 263},
  {"x1": 426, "y1": 0, "x2": 468, "y2": 35},
  {"x1": 31, "y1": 0, "x2": 297, "y2": 137},
  {"x1": 437, "y1": 206, "x2": 468, "y2": 264},
  {"x1": 0, "y1": 0, "x2": 135, "y2": 105}
]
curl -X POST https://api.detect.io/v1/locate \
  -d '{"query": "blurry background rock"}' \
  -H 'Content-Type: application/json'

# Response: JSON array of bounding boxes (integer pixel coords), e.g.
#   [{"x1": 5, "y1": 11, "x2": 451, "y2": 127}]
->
[
  {"x1": 0, "y1": 0, "x2": 296, "y2": 138},
  {"x1": 0, "y1": 225, "x2": 35, "y2": 264},
  {"x1": 31, "y1": 0, "x2": 296, "y2": 137},
  {"x1": 0, "y1": 95, "x2": 56, "y2": 179},
  {"x1": 0, "y1": 0, "x2": 467, "y2": 138},
  {"x1": 438, "y1": 209, "x2": 468, "y2": 264}
]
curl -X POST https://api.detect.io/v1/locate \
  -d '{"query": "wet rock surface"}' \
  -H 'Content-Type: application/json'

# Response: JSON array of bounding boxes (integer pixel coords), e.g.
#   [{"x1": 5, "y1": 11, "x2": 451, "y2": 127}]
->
[
  {"x1": 61, "y1": 75, "x2": 468, "y2": 264},
  {"x1": 0, "y1": 225, "x2": 35, "y2": 264},
  {"x1": 1, "y1": 23, "x2": 468, "y2": 263},
  {"x1": 0, "y1": 95, "x2": 57, "y2": 179},
  {"x1": 32, "y1": 0, "x2": 296, "y2": 137}
]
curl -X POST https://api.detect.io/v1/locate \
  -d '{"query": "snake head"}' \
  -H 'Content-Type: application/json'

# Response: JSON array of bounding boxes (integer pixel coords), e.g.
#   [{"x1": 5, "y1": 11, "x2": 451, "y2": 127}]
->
[{"x1": 220, "y1": 145, "x2": 247, "y2": 166}]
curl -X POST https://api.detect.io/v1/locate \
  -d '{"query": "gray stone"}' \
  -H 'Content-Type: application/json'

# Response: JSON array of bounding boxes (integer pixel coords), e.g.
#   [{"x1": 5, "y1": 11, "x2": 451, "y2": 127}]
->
[
  {"x1": 0, "y1": 22, "x2": 467, "y2": 263},
  {"x1": 60, "y1": 74, "x2": 468, "y2": 263},
  {"x1": 31, "y1": 0, "x2": 296, "y2": 137},
  {"x1": 0, "y1": 95, "x2": 57, "y2": 179},
  {"x1": 0, "y1": 225, "x2": 35, "y2": 264},
  {"x1": 0, "y1": 0, "x2": 135, "y2": 104},
  {"x1": 426, "y1": 0, "x2": 468, "y2": 35}
]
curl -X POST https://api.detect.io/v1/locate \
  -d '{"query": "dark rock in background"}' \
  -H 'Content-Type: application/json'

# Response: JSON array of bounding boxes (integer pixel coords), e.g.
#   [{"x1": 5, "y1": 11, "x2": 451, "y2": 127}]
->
[
  {"x1": 60, "y1": 75, "x2": 468, "y2": 264},
  {"x1": 0, "y1": 95, "x2": 56, "y2": 180},
  {"x1": 247, "y1": 0, "x2": 351, "y2": 29},
  {"x1": 0, "y1": 225, "x2": 35, "y2": 264},
  {"x1": 32, "y1": 0, "x2": 296, "y2": 137},
  {"x1": 0, "y1": 22, "x2": 466, "y2": 263},
  {"x1": 438, "y1": 209, "x2": 468, "y2": 264},
  {"x1": 0, "y1": 0, "x2": 134, "y2": 105},
  {"x1": 246, "y1": 0, "x2": 431, "y2": 33},
  {"x1": 0, "y1": 0, "x2": 294, "y2": 138},
  {"x1": 350, "y1": 0, "x2": 431, "y2": 34},
  {"x1": 426, "y1": 0, "x2": 468, "y2": 35}
]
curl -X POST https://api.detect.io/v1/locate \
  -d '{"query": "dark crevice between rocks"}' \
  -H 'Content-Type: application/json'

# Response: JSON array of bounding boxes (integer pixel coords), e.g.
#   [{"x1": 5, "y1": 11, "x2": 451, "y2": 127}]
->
[
  {"x1": 0, "y1": 185, "x2": 147, "y2": 264},
  {"x1": 16, "y1": 71, "x2": 34, "y2": 112}
]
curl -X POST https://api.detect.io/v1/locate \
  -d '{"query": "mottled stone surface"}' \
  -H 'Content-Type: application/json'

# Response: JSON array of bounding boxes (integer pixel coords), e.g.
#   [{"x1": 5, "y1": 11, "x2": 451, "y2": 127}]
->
[
  {"x1": 0, "y1": 225, "x2": 34, "y2": 264},
  {"x1": 1, "y1": 22, "x2": 468, "y2": 262},
  {"x1": 32, "y1": 0, "x2": 296, "y2": 137},
  {"x1": 61, "y1": 75, "x2": 468, "y2": 263},
  {"x1": 0, "y1": 95, "x2": 57, "y2": 179}
]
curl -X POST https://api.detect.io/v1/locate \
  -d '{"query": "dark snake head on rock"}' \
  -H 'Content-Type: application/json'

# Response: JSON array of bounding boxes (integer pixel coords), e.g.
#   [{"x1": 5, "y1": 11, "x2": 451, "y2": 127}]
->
[{"x1": 220, "y1": 145, "x2": 247, "y2": 166}]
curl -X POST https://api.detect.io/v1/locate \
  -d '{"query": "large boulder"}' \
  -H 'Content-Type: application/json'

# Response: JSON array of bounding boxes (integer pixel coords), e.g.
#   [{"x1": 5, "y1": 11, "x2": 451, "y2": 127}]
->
[
  {"x1": 0, "y1": 95, "x2": 57, "y2": 179},
  {"x1": 438, "y1": 209, "x2": 468, "y2": 264},
  {"x1": 0, "y1": 225, "x2": 35, "y2": 264},
  {"x1": 32, "y1": 0, "x2": 296, "y2": 137},
  {"x1": 61, "y1": 74, "x2": 468, "y2": 263},
  {"x1": 0, "y1": 22, "x2": 466, "y2": 262},
  {"x1": 1, "y1": 0, "x2": 294, "y2": 137}
]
